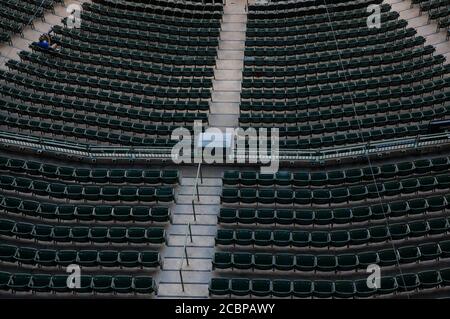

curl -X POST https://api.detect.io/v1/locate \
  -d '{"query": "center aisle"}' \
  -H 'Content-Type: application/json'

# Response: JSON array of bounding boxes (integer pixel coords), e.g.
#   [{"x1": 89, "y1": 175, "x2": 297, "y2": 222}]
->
[{"x1": 156, "y1": 0, "x2": 249, "y2": 298}]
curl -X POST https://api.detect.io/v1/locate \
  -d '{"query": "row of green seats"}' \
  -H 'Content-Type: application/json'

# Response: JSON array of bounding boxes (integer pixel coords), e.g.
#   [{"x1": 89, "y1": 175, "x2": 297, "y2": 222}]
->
[
  {"x1": 1, "y1": 195, "x2": 171, "y2": 222},
  {"x1": 218, "y1": 194, "x2": 447, "y2": 225},
  {"x1": 0, "y1": 272, "x2": 156, "y2": 294},
  {"x1": 209, "y1": 270, "x2": 446, "y2": 297},
  {"x1": 213, "y1": 241, "x2": 450, "y2": 271},
  {"x1": 0, "y1": 245, "x2": 160, "y2": 268},
  {"x1": 0, "y1": 218, "x2": 166, "y2": 244},
  {"x1": 215, "y1": 217, "x2": 449, "y2": 247}
]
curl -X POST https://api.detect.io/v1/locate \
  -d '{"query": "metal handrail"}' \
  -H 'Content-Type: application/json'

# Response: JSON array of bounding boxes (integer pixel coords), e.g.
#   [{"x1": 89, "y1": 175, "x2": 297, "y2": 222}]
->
[
  {"x1": 191, "y1": 163, "x2": 203, "y2": 221},
  {"x1": 178, "y1": 223, "x2": 193, "y2": 292},
  {"x1": 0, "y1": 131, "x2": 449, "y2": 162}
]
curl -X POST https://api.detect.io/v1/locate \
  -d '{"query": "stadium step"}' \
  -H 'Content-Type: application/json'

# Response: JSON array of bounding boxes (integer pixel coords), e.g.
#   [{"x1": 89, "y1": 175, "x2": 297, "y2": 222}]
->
[
  {"x1": 155, "y1": 166, "x2": 222, "y2": 298},
  {"x1": 208, "y1": 0, "x2": 247, "y2": 130}
]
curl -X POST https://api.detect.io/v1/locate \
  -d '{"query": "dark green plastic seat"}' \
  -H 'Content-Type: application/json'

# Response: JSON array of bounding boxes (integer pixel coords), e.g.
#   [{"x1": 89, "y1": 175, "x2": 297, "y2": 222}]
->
[
  {"x1": 293, "y1": 280, "x2": 312, "y2": 298},
  {"x1": 251, "y1": 279, "x2": 271, "y2": 297},
  {"x1": 233, "y1": 252, "x2": 252, "y2": 269},
  {"x1": 133, "y1": 276, "x2": 155, "y2": 294},
  {"x1": 93, "y1": 275, "x2": 113, "y2": 293},
  {"x1": 334, "y1": 280, "x2": 355, "y2": 298},
  {"x1": 113, "y1": 275, "x2": 133, "y2": 294},
  {"x1": 209, "y1": 278, "x2": 229, "y2": 296},
  {"x1": 213, "y1": 252, "x2": 232, "y2": 269},
  {"x1": 230, "y1": 278, "x2": 250, "y2": 296},
  {"x1": 396, "y1": 274, "x2": 419, "y2": 292},
  {"x1": 30, "y1": 274, "x2": 52, "y2": 293}
]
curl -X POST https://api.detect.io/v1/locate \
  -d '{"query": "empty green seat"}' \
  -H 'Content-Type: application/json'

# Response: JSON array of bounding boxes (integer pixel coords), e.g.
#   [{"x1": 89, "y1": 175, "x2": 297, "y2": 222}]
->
[
  {"x1": 113, "y1": 275, "x2": 133, "y2": 293},
  {"x1": 30, "y1": 274, "x2": 52, "y2": 293},
  {"x1": 126, "y1": 227, "x2": 146, "y2": 243},
  {"x1": 36, "y1": 249, "x2": 57, "y2": 267},
  {"x1": 311, "y1": 231, "x2": 330, "y2": 247},
  {"x1": 133, "y1": 276, "x2": 155, "y2": 294},
  {"x1": 0, "y1": 244, "x2": 16, "y2": 262},
  {"x1": 75, "y1": 275, "x2": 93, "y2": 293},
  {"x1": 334, "y1": 280, "x2": 355, "y2": 298},
  {"x1": 354, "y1": 278, "x2": 376, "y2": 297},
  {"x1": 9, "y1": 273, "x2": 32, "y2": 291},
  {"x1": 428, "y1": 218, "x2": 449, "y2": 234},
  {"x1": 313, "y1": 280, "x2": 334, "y2": 298},
  {"x1": 418, "y1": 270, "x2": 442, "y2": 289},
  {"x1": 337, "y1": 254, "x2": 358, "y2": 271},
  {"x1": 251, "y1": 279, "x2": 271, "y2": 297},
  {"x1": 396, "y1": 274, "x2": 419, "y2": 292},
  {"x1": 230, "y1": 278, "x2": 250, "y2": 296},
  {"x1": 93, "y1": 275, "x2": 113, "y2": 293},
  {"x1": 276, "y1": 209, "x2": 295, "y2": 225},
  {"x1": 99, "y1": 250, "x2": 119, "y2": 267},
  {"x1": 272, "y1": 279, "x2": 292, "y2": 297},
  {"x1": 56, "y1": 250, "x2": 77, "y2": 266},
  {"x1": 209, "y1": 278, "x2": 229, "y2": 296},
  {"x1": 293, "y1": 280, "x2": 312, "y2": 298},
  {"x1": 50, "y1": 275, "x2": 70, "y2": 293},
  {"x1": 237, "y1": 208, "x2": 256, "y2": 224},
  {"x1": 215, "y1": 229, "x2": 233, "y2": 245},
  {"x1": 223, "y1": 171, "x2": 239, "y2": 185},
  {"x1": 218, "y1": 208, "x2": 236, "y2": 224},
  {"x1": 233, "y1": 252, "x2": 252, "y2": 269},
  {"x1": 294, "y1": 253, "x2": 315, "y2": 271},
  {"x1": 398, "y1": 246, "x2": 420, "y2": 264},
  {"x1": 254, "y1": 253, "x2": 273, "y2": 270},
  {"x1": 316, "y1": 255, "x2": 337, "y2": 272},
  {"x1": 378, "y1": 277, "x2": 398, "y2": 295},
  {"x1": 213, "y1": 252, "x2": 232, "y2": 269},
  {"x1": 77, "y1": 250, "x2": 98, "y2": 267},
  {"x1": 275, "y1": 253, "x2": 294, "y2": 271},
  {"x1": 419, "y1": 243, "x2": 441, "y2": 261}
]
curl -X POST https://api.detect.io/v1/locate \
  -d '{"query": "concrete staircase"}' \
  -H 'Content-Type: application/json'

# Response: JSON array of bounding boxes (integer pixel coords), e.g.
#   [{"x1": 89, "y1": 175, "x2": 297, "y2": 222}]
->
[
  {"x1": 156, "y1": 0, "x2": 249, "y2": 298},
  {"x1": 209, "y1": 0, "x2": 247, "y2": 130}
]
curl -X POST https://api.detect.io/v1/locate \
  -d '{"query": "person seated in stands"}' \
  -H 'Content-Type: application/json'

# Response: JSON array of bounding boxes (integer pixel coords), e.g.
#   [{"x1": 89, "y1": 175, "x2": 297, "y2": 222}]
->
[{"x1": 36, "y1": 33, "x2": 59, "y2": 51}]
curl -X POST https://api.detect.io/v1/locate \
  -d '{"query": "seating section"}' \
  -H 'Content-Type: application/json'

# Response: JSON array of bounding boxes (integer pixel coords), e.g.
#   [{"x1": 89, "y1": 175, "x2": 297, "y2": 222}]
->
[
  {"x1": 0, "y1": 153, "x2": 180, "y2": 297},
  {"x1": 410, "y1": 0, "x2": 450, "y2": 31},
  {"x1": 240, "y1": 0, "x2": 450, "y2": 149},
  {"x1": 209, "y1": 271, "x2": 449, "y2": 297},
  {"x1": 211, "y1": 153, "x2": 450, "y2": 298},
  {"x1": 0, "y1": 0, "x2": 61, "y2": 45},
  {"x1": 0, "y1": 272, "x2": 156, "y2": 294},
  {"x1": 0, "y1": 0, "x2": 223, "y2": 148}
]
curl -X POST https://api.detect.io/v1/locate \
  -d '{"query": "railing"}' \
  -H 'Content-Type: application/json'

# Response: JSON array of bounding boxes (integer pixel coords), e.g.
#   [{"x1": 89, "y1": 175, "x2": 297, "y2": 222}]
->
[
  {"x1": 0, "y1": 131, "x2": 449, "y2": 162},
  {"x1": 178, "y1": 223, "x2": 193, "y2": 292},
  {"x1": 191, "y1": 163, "x2": 203, "y2": 221}
]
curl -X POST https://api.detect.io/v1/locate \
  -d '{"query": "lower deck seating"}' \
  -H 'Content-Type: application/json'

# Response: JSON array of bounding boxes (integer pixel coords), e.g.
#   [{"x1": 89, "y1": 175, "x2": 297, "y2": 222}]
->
[
  {"x1": 209, "y1": 270, "x2": 449, "y2": 297},
  {"x1": 0, "y1": 271, "x2": 156, "y2": 295}
]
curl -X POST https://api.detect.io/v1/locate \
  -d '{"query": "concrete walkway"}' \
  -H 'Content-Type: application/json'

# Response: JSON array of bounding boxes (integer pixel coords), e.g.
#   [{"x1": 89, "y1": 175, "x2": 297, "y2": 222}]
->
[{"x1": 156, "y1": 0, "x2": 249, "y2": 298}]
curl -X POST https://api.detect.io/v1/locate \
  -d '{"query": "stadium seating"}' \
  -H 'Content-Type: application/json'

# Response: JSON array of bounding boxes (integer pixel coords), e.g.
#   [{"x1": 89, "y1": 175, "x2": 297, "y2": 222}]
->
[
  {"x1": 0, "y1": 0, "x2": 61, "y2": 45},
  {"x1": 239, "y1": 0, "x2": 450, "y2": 149},
  {"x1": 410, "y1": 0, "x2": 450, "y2": 31},
  {"x1": 209, "y1": 269, "x2": 450, "y2": 297},
  {"x1": 0, "y1": 271, "x2": 156, "y2": 294},
  {"x1": 0, "y1": 0, "x2": 222, "y2": 147}
]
